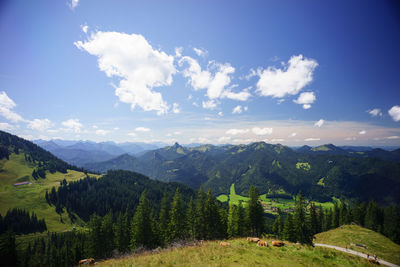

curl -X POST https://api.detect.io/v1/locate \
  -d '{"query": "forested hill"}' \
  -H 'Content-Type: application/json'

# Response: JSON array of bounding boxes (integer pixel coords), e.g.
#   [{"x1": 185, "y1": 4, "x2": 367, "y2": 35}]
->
[
  {"x1": 84, "y1": 142, "x2": 400, "y2": 205},
  {"x1": 47, "y1": 169, "x2": 197, "y2": 221},
  {"x1": 0, "y1": 130, "x2": 82, "y2": 175}
]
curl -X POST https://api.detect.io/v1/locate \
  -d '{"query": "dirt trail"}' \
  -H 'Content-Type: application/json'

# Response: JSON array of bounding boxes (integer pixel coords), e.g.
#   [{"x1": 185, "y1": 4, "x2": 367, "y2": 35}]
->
[{"x1": 314, "y1": 243, "x2": 399, "y2": 267}]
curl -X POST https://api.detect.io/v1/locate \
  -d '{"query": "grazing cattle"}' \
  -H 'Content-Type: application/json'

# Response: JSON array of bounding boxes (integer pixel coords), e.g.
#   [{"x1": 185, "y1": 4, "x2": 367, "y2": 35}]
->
[
  {"x1": 257, "y1": 240, "x2": 267, "y2": 247},
  {"x1": 78, "y1": 258, "x2": 96, "y2": 265},
  {"x1": 220, "y1": 241, "x2": 231, "y2": 247},
  {"x1": 368, "y1": 258, "x2": 380, "y2": 265},
  {"x1": 247, "y1": 237, "x2": 260, "y2": 243},
  {"x1": 272, "y1": 240, "x2": 285, "y2": 247}
]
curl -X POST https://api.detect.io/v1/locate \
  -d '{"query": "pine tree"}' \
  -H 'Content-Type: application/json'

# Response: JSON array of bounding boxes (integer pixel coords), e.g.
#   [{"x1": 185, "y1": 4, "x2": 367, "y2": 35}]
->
[
  {"x1": 246, "y1": 186, "x2": 264, "y2": 236},
  {"x1": 195, "y1": 186, "x2": 207, "y2": 239},
  {"x1": 282, "y1": 213, "x2": 296, "y2": 242},
  {"x1": 272, "y1": 208, "x2": 284, "y2": 238},
  {"x1": 309, "y1": 202, "x2": 318, "y2": 235},
  {"x1": 324, "y1": 208, "x2": 333, "y2": 231},
  {"x1": 227, "y1": 203, "x2": 237, "y2": 238},
  {"x1": 114, "y1": 212, "x2": 125, "y2": 253},
  {"x1": 236, "y1": 200, "x2": 246, "y2": 236},
  {"x1": 332, "y1": 201, "x2": 340, "y2": 228},
  {"x1": 294, "y1": 192, "x2": 312, "y2": 244},
  {"x1": 88, "y1": 214, "x2": 103, "y2": 259},
  {"x1": 101, "y1": 211, "x2": 114, "y2": 257},
  {"x1": 318, "y1": 205, "x2": 324, "y2": 232},
  {"x1": 159, "y1": 191, "x2": 170, "y2": 245},
  {"x1": 168, "y1": 188, "x2": 186, "y2": 242},
  {"x1": 130, "y1": 191, "x2": 154, "y2": 249},
  {"x1": 365, "y1": 200, "x2": 380, "y2": 232},
  {"x1": 186, "y1": 197, "x2": 196, "y2": 240},
  {"x1": 204, "y1": 189, "x2": 221, "y2": 239},
  {"x1": 383, "y1": 205, "x2": 400, "y2": 243}
]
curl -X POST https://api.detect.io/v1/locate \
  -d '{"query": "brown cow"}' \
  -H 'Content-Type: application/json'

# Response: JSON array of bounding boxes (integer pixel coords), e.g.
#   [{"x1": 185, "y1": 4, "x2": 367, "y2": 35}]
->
[
  {"x1": 78, "y1": 258, "x2": 96, "y2": 265},
  {"x1": 220, "y1": 241, "x2": 231, "y2": 247},
  {"x1": 272, "y1": 240, "x2": 285, "y2": 247},
  {"x1": 257, "y1": 240, "x2": 267, "y2": 247},
  {"x1": 247, "y1": 237, "x2": 260, "y2": 243}
]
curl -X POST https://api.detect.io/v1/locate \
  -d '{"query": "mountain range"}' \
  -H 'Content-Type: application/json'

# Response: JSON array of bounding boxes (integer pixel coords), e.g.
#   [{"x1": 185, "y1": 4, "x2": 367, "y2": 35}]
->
[{"x1": 83, "y1": 142, "x2": 400, "y2": 205}]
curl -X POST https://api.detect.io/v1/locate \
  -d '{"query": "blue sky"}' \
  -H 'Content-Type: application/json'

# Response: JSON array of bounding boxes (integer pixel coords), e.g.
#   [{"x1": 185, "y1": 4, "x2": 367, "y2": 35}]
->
[{"x1": 1, "y1": 0, "x2": 399, "y2": 146}]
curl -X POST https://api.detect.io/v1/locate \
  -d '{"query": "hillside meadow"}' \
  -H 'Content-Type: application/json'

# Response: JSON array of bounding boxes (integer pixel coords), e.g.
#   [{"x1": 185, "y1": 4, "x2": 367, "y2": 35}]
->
[
  {"x1": 315, "y1": 224, "x2": 400, "y2": 265},
  {"x1": 0, "y1": 153, "x2": 101, "y2": 232},
  {"x1": 98, "y1": 238, "x2": 370, "y2": 267}
]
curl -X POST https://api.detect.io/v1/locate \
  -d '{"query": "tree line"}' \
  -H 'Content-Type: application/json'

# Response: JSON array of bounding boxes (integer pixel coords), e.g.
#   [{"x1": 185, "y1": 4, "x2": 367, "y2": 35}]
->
[
  {"x1": 0, "y1": 208, "x2": 46, "y2": 235},
  {"x1": 272, "y1": 197, "x2": 400, "y2": 244}
]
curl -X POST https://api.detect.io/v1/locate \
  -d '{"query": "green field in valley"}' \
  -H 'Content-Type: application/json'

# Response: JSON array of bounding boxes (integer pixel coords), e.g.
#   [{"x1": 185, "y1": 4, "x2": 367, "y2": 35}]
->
[{"x1": 217, "y1": 183, "x2": 335, "y2": 214}]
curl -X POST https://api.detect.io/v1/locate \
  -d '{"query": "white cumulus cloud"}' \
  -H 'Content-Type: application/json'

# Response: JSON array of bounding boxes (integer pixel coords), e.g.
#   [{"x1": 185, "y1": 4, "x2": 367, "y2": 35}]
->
[
  {"x1": 62, "y1": 119, "x2": 83, "y2": 133},
  {"x1": 81, "y1": 24, "x2": 88, "y2": 33},
  {"x1": 388, "y1": 105, "x2": 400, "y2": 122},
  {"x1": 179, "y1": 56, "x2": 251, "y2": 103},
  {"x1": 232, "y1": 105, "x2": 243, "y2": 114},
  {"x1": 135, "y1": 127, "x2": 150, "y2": 132},
  {"x1": 0, "y1": 91, "x2": 24, "y2": 123},
  {"x1": 226, "y1": 128, "x2": 249, "y2": 135},
  {"x1": 218, "y1": 136, "x2": 231, "y2": 143},
  {"x1": 256, "y1": 54, "x2": 318, "y2": 98},
  {"x1": 202, "y1": 99, "x2": 218, "y2": 110},
  {"x1": 28, "y1": 119, "x2": 52, "y2": 131},
  {"x1": 367, "y1": 108, "x2": 382, "y2": 117},
  {"x1": 172, "y1": 103, "x2": 180, "y2": 114},
  {"x1": 252, "y1": 127, "x2": 273, "y2": 136},
  {"x1": 359, "y1": 130, "x2": 366, "y2": 135},
  {"x1": 70, "y1": 0, "x2": 79, "y2": 9},
  {"x1": 193, "y1": 47, "x2": 208, "y2": 57},
  {"x1": 314, "y1": 119, "x2": 325, "y2": 128},
  {"x1": 75, "y1": 31, "x2": 176, "y2": 115},
  {"x1": 293, "y1": 91, "x2": 316, "y2": 109}
]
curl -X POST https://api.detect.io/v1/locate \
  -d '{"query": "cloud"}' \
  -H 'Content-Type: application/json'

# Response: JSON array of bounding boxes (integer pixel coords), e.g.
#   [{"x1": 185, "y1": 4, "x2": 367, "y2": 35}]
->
[
  {"x1": 179, "y1": 56, "x2": 250, "y2": 103},
  {"x1": 173, "y1": 131, "x2": 181, "y2": 135},
  {"x1": 385, "y1": 136, "x2": 400, "y2": 140},
  {"x1": 367, "y1": 108, "x2": 382, "y2": 117},
  {"x1": 75, "y1": 31, "x2": 176, "y2": 115},
  {"x1": 304, "y1": 137, "x2": 320, "y2": 141},
  {"x1": 81, "y1": 24, "x2": 88, "y2": 33},
  {"x1": 218, "y1": 111, "x2": 223, "y2": 116},
  {"x1": 388, "y1": 105, "x2": 400, "y2": 122},
  {"x1": 28, "y1": 119, "x2": 52, "y2": 131},
  {"x1": 0, "y1": 91, "x2": 24, "y2": 123},
  {"x1": 95, "y1": 129, "x2": 109, "y2": 135},
  {"x1": 135, "y1": 127, "x2": 150, "y2": 132},
  {"x1": 62, "y1": 119, "x2": 83, "y2": 133},
  {"x1": 0, "y1": 122, "x2": 12, "y2": 131},
  {"x1": 243, "y1": 68, "x2": 257, "y2": 81},
  {"x1": 345, "y1": 137, "x2": 357, "y2": 141},
  {"x1": 128, "y1": 132, "x2": 137, "y2": 137},
  {"x1": 202, "y1": 99, "x2": 218, "y2": 110},
  {"x1": 226, "y1": 128, "x2": 249, "y2": 135},
  {"x1": 172, "y1": 103, "x2": 180, "y2": 114},
  {"x1": 70, "y1": 0, "x2": 79, "y2": 9},
  {"x1": 232, "y1": 105, "x2": 243, "y2": 114},
  {"x1": 193, "y1": 47, "x2": 208, "y2": 57},
  {"x1": 256, "y1": 54, "x2": 318, "y2": 98},
  {"x1": 114, "y1": 127, "x2": 120, "y2": 131},
  {"x1": 252, "y1": 127, "x2": 273, "y2": 136},
  {"x1": 314, "y1": 119, "x2": 325, "y2": 128},
  {"x1": 218, "y1": 136, "x2": 231, "y2": 143},
  {"x1": 290, "y1": 132, "x2": 297, "y2": 137},
  {"x1": 175, "y1": 47, "x2": 183, "y2": 58},
  {"x1": 293, "y1": 91, "x2": 316, "y2": 109},
  {"x1": 359, "y1": 130, "x2": 366, "y2": 135},
  {"x1": 271, "y1": 138, "x2": 285, "y2": 142}
]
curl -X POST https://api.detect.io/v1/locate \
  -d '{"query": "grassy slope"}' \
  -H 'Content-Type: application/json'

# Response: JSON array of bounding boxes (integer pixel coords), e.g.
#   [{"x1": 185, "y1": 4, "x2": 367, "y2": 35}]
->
[
  {"x1": 314, "y1": 224, "x2": 400, "y2": 265},
  {"x1": 99, "y1": 238, "x2": 369, "y2": 267},
  {"x1": 0, "y1": 153, "x2": 101, "y2": 232}
]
